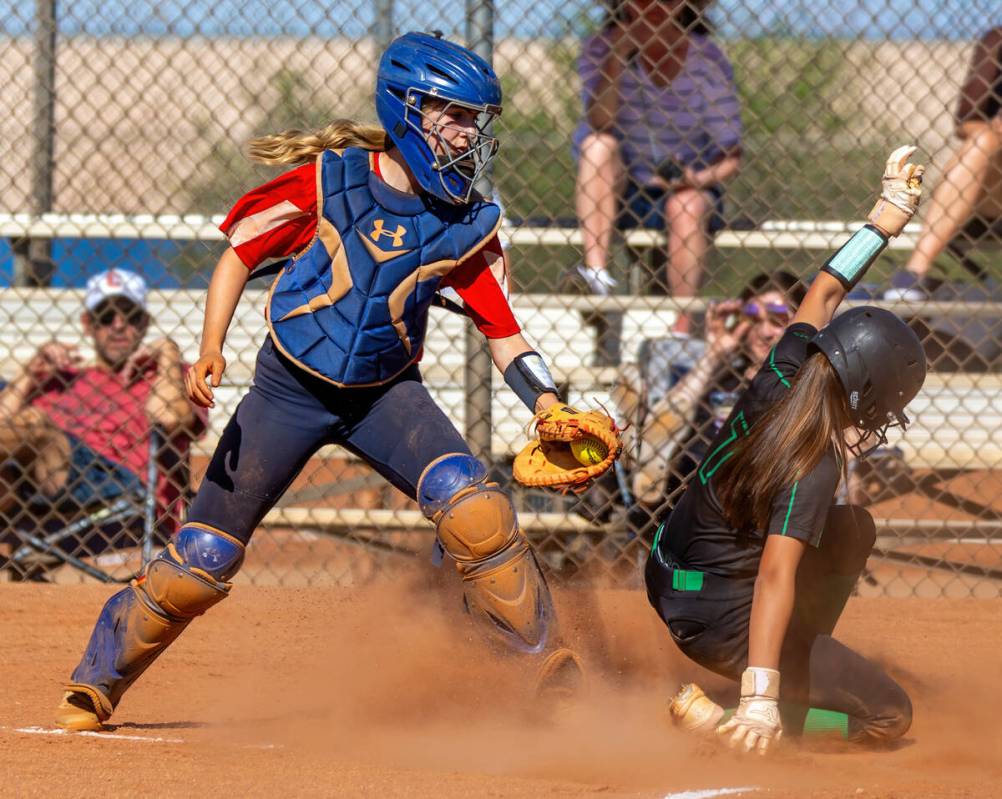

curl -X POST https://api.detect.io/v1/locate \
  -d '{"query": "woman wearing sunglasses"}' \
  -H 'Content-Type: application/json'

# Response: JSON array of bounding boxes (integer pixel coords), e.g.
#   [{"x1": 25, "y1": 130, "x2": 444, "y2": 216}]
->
[
  {"x1": 611, "y1": 269, "x2": 804, "y2": 533},
  {"x1": 648, "y1": 147, "x2": 927, "y2": 754}
]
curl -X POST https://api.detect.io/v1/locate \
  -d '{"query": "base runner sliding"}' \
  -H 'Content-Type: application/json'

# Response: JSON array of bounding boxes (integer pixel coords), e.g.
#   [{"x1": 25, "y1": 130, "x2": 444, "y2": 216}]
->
[{"x1": 649, "y1": 147, "x2": 927, "y2": 754}]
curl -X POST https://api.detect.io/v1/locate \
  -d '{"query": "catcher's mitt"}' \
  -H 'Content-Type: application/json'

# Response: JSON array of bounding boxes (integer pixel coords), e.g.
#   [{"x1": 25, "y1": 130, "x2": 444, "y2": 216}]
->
[{"x1": 513, "y1": 404, "x2": 622, "y2": 491}]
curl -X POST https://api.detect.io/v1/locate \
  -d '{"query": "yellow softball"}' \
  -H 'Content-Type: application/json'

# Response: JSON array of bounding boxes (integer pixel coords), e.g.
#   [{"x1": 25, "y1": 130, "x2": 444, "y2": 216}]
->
[{"x1": 571, "y1": 437, "x2": 608, "y2": 466}]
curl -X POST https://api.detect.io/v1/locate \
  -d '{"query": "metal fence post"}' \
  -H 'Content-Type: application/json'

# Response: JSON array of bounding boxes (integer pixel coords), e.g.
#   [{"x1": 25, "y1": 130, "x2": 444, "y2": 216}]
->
[
  {"x1": 371, "y1": 0, "x2": 395, "y2": 50},
  {"x1": 463, "y1": 1, "x2": 496, "y2": 464},
  {"x1": 13, "y1": 0, "x2": 57, "y2": 287}
]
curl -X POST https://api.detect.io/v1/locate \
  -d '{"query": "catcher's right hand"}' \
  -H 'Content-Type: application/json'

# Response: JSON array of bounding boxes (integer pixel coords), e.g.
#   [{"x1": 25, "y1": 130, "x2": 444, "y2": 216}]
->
[
  {"x1": 867, "y1": 145, "x2": 924, "y2": 238},
  {"x1": 186, "y1": 349, "x2": 226, "y2": 409},
  {"x1": 512, "y1": 404, "x2": 622, "y2": 492}
]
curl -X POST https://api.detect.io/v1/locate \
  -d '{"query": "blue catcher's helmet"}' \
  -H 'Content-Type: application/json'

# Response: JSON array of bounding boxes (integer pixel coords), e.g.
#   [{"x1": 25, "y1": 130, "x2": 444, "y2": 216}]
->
[{"x1": 376, "y1": 32, "x2": 502, "y2": 204}]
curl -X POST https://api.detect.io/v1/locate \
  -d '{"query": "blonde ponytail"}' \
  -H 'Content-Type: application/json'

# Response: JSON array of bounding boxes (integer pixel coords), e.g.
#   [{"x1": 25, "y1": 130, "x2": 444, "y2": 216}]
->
[{"x1": 247, "y1": 120, "x2": 387, "y2": 165}]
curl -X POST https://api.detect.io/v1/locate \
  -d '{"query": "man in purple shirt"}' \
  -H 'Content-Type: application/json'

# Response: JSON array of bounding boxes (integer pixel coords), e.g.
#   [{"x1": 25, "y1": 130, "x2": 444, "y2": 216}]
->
[{"x1": 571, "y1": 0, "x2": 743, "y2": 333}]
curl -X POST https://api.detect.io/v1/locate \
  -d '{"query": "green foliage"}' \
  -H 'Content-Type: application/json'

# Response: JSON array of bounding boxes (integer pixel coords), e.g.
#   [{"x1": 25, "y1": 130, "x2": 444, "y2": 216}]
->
[
  {"x1": 174, "y1": 41, "x2": 953, "y2": 296},
  {"x1": 494, "y1": 68, "x2": 580, "y2": 223},
  {"x1": 732, "y1": 38, "x2": 850, "y2": 137},
  {"x1": 187, "y1": 67, "x2": 338, "y2": 215},
  {"x1": 169, "y1": 68, "x2": 341, "y2": 282}
]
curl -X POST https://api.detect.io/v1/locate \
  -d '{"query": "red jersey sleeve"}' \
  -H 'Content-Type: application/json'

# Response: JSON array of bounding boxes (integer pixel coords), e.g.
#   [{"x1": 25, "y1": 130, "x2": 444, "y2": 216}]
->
[
  {"x1": 219, "y1": 162, "x2": 319, "y2": 270},
  {"x1": 441, "y1": 236, "x2": 520, "y2": 338}
]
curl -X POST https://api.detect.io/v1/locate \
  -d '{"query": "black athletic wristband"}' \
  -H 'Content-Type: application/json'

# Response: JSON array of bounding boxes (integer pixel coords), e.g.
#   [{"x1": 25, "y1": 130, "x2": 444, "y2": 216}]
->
[
  {"x1": 820, "y1": 224, "x2": 889, "y2": 291},
  {"x1": 504, "y1": 352, "x2": 559, "y2": 411}
]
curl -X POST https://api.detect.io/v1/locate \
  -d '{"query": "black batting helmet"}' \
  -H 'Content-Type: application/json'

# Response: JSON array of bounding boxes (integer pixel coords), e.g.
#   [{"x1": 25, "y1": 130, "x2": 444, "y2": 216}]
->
[{"x1": 809, "y1": 307, "x2": 926, "y2": 432}]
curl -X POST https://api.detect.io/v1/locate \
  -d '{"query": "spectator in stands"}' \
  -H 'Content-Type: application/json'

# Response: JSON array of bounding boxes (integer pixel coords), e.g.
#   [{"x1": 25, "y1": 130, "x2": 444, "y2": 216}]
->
[
  {"x1": 0, "y1": 269, "x2": 204, "y2": 574},
  {"x1": 889, "y1": 26, "x2": 1002, "y2": 297},
  {"x1": 569, "y1": 0, "x2": 743, "y2": 334},
  {"x1": 610, "y1": 270, "x2": 804, "y2": 532}
]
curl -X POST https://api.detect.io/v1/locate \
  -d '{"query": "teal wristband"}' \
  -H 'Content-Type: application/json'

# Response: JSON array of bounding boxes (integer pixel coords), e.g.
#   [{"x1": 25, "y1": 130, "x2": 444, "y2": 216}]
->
[{"x1": 821, "y1": 224, "x2": 888, "y2": 290}]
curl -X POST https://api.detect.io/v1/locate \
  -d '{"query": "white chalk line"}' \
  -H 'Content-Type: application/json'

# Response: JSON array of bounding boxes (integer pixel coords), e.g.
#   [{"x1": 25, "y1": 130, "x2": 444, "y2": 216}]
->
[
  {"x1": 7, "y1": 728, "x2": 753, "y2": 790},
  {"x1": 663, "y1": 787, "x2": 760, "y2": 799},
  {"x1": 14, "y1": 725, "x2": 184, "y2": 743},
  {"x1": 6, "y1": 725, "x2": 280, "y2": 749}
]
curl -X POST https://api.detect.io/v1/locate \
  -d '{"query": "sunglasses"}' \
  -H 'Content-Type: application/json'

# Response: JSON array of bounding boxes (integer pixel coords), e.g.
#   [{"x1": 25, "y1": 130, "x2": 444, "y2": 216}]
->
[
  {"x1": 742, "y1": 302, "x2": 792, "y2": 323},
  {"x1": 92, "y1": 305, "x2": 148, "y2": 328}
]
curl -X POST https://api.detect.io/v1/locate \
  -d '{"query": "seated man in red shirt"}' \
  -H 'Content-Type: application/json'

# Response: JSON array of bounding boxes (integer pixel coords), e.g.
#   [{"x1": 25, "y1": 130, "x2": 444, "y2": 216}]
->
[{"x1": 0, "y1": 269, "x2": 206, "y2": 577}]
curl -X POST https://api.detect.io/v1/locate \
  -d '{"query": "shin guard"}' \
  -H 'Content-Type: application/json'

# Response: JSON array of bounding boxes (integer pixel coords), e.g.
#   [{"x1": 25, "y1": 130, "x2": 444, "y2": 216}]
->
[
  {"x1": 419, "y1": 453, "x2": 554, "y2": 653},
  {"x1": 65, "y1": 525, "x2": 245, "y2": 719}
]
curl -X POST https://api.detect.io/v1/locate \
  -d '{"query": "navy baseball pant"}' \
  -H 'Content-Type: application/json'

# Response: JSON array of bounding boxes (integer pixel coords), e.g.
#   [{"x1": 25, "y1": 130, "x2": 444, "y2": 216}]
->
[{"x1": 188, "y1": 336, "x2": 471, "y2": 545}]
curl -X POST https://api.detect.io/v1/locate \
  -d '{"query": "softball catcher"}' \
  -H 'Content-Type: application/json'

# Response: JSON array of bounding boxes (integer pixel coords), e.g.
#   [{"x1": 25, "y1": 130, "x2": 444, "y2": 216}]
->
[
  {"x1": 648, "y1": 147, "x2": 927, "y2": 754},
  {"x1": 55, "y1": 32, "x2": 606, "y2": 731}
]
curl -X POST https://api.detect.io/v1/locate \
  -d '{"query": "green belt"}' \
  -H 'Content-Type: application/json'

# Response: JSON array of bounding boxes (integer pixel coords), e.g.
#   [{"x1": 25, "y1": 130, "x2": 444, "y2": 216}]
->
[
  {"x1": 671, "y1": 569, "x2": 704, "y2": 592},
  {"x1": 652, "y1": 522, "x2": 705, "y2": 592}
]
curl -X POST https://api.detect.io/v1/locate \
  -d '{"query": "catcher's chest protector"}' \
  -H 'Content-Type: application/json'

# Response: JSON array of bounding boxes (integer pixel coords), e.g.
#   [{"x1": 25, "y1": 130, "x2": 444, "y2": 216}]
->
[{"x1": 267, "y1": 147, "x2": 502, "y2": 386}]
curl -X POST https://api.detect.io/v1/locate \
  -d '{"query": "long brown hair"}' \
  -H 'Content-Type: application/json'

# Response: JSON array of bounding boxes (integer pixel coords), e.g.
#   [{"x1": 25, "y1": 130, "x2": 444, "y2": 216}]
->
[
  {"x1": 713, "y1": 352, "x2": 851, "y2": 530},
  {"x1": 247, "y1": 120, "x2": 387, "y2": 166}
]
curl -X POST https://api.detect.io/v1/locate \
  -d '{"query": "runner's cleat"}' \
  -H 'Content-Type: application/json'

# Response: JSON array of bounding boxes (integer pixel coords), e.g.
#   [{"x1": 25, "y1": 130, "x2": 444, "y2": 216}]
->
[
  {"x1": 668, "y1": 683, "x2": 725, "y2": 734},
  {"x1": 534, "y1": 648, "x2": 587, "y2": 719}
]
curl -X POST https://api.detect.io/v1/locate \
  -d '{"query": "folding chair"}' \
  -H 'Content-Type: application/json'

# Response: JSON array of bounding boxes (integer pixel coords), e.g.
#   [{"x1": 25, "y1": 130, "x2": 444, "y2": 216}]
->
[{"x1": 1, "y1": 430, "x2": 166, "y2": 583}]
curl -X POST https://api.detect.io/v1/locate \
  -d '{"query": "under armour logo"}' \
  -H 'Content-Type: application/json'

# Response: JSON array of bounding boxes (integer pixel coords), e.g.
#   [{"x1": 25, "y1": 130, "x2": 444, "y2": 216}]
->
[{"x1": 370, "y1": 219, "x2": 406, "y2": 248}]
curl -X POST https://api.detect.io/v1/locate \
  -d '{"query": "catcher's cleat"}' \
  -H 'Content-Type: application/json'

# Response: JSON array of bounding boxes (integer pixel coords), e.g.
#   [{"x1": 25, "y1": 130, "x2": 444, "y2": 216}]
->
[
  {"x1": 535, "y1": 647, "x2": 587, "y2": 717},
  {"x1": 668, "y1": 683, "x2": 725, "y2": 735},
  {"x1": 55, "y1": 690, "x2": 105, "y2": 732}
]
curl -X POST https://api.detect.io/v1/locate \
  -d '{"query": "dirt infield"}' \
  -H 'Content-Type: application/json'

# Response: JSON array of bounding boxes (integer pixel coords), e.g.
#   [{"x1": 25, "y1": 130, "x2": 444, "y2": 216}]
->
[{"x1": 2, "y1": 572, "x2": 1000, "y2": 799}]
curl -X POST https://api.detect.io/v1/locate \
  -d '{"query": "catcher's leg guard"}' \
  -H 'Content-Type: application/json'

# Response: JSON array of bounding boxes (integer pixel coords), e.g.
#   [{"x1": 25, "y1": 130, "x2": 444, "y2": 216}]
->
[
  {"x1": 56, "y1": 525, "x2": 244, "y2": 729},
  {"x1": 418, "y1": 453, "x2": 554, "y2": 653}
]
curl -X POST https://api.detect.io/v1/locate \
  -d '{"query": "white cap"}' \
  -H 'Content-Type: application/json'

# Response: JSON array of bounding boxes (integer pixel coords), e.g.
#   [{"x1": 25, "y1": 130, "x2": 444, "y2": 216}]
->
[{"x1": 84, "y1": 269, "x2": 148, "y2": 313}]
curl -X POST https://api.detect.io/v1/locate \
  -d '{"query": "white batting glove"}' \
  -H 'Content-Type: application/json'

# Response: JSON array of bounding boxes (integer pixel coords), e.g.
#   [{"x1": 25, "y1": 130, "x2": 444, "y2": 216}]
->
[
  {"x1": 867, "y1": 145, "x2": 925, "y2": 237},
  {"x1": 717, "y1": 667, "x2": 783, "y2": 755}
]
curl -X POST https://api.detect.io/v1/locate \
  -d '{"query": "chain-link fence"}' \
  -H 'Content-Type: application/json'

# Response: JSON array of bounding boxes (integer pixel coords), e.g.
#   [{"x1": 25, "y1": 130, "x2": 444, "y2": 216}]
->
[{"x1": 0, "y1": 1, "x2": 1000, "y2": 596}]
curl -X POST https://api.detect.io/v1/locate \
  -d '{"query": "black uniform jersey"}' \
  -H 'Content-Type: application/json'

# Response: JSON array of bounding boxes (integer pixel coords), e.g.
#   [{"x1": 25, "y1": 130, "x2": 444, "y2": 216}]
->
[
  {"x1": 664, "y1": 362, "x2": 746, "y2": 504},
  {"x1": 654, "y1": 323, "x2": 841, "y2": 579}
]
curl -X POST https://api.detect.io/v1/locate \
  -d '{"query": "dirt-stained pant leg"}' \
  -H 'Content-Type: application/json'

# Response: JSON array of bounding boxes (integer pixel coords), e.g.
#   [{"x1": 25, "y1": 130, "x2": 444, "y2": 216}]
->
[
  {"x1": 781, "y1": 506, "x2": 912, "y2": 742},
  {"x1": 59, "y1": 339, "x2": 339, "y2": 727}
]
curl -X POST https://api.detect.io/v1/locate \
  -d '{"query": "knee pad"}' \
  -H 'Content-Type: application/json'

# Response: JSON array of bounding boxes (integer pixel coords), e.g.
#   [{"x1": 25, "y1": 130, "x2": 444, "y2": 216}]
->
[
  {"x1": 143, "y1": 524, "x2": 245, "y2": 619},
  {"x1": 418, "y1": 453, "x2": 518, "y2": 561},
  {"x1": 418, "y1": 453, "x2": 490, "y2": 519},
  {"x1": 418, "y1": 453, "x2": 552, "y2": 653}
]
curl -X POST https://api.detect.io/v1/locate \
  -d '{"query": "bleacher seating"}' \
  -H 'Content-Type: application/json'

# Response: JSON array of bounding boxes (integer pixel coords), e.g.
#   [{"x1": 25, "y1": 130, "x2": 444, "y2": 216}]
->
[{"x1": 0, "y1": 288, "x2": 998, "y2": 474}]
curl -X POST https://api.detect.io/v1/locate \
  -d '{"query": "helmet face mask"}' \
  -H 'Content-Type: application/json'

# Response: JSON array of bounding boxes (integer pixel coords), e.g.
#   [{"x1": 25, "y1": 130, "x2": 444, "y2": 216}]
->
[
  {"x1": 376, "y1": 32, "x2": 503, "y2": 205},
  {"x1": 847, "y1": 415, "x2": 907, "y2": 460},
  {"x1": 402, "y1": 91, "x2": 500, "y2": 202}
]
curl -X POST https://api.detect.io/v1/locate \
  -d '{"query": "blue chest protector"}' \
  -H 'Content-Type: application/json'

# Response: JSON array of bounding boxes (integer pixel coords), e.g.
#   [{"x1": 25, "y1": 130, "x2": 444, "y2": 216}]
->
[{"x1": 267, "y1": 147, "x2": 502, "y2": 386}]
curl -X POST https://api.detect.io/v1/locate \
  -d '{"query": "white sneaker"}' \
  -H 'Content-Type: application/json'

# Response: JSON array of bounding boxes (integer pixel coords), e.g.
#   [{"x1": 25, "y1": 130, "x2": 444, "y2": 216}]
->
[{"x1": 576, "y1": 265, "x2": 618, "y2": 296}]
